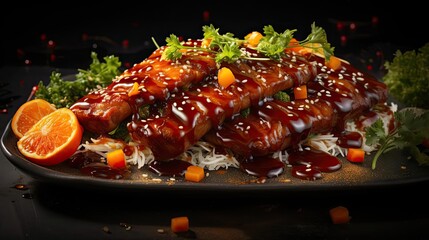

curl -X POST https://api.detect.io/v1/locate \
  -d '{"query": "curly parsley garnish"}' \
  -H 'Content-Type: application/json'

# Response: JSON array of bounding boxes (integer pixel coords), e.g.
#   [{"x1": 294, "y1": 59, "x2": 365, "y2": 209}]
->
[
  {"x1": 160, "y1": 22, "x2": 334, "y2": 63},
  {"x1": 383, "y1": 43, "x2": 429, "y2": 109},
  {"x1": 365, "y1": 108, "x2": 429, "y2": 169},
  {"x1": 35, "y1": 52, "x2": 121, "y2": 108}
]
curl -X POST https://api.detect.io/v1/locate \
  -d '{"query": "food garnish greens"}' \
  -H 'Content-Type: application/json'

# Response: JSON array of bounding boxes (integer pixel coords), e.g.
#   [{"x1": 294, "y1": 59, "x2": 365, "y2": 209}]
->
[
  {"x1": 160, "y1": 22, "x2": 334, "y2": 63},
  {"x1": 365, "y1": 108, "x2": 429, "y2": 169},
  {"x1": 383, "y1": 43, "x2": 429, "y2": 109},
  {"x1": 35, "y1": 52, "x2": 121, "y2": 108}
]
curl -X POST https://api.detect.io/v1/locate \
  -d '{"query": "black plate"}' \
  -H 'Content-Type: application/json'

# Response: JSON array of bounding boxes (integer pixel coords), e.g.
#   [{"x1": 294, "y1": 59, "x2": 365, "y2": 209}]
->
[{"x1": 3, "y1": 120, "x2": 429, "y2": 192}]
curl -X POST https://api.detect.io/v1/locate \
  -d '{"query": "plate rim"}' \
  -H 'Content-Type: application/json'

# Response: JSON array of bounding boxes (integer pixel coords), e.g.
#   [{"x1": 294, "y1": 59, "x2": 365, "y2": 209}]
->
[{"x1": 2, "y1": 119, "x2": 429, "y2": 192}]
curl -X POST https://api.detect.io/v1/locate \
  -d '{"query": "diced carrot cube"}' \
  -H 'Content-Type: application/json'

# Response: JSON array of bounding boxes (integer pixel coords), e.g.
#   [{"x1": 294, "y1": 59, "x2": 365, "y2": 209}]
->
[
  {"x1": 106, "y1": 149, "x2": 127, "y2": 169},
  {"x1": 326, "y1": 56, "x2": 342, "y2": 70},
  {"x1": 171, "y1": 216, "x2": 189, "y2": 233},
  {"x1": 294, "y1": 85, "x2": 307, "y2": 100},
  {"x1": 347, "y1": 148, "x2": 365, "y2": 163},
  {"x1": 217, "y1": 67, "x2": 236, "y2": 89},
  {"x1": 185, "y1": 165, "x2": 205, "y2": 182},
  {"x1": 246, "y1": 31, "x2": 263, "y2": 47},
  {"x1": 329, "y1": 206, "x2": 350, "y2": 224},
  {"x1": 128, "y1": 82, "x2": 140, "y2": 97}
]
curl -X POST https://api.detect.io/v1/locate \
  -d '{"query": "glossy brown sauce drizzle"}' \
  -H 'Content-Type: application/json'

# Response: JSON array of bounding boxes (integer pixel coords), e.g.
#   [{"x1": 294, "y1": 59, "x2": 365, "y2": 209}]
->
[
  {"x1": 148, "y1": 160, "x2": 192, "y2": 177},
  {"x1": 203, "y1": 54, "x2": 388, "y2": 180},
  {"x1": 69, "y1": 45, "x2": 389, "y2": 182},
  {"x1": 69, "y1": 152, "x2": 130, "y2": 180},
  {"x1": 288, "y1": 149, "x2": 342, "y2": 181},
  {"x1": 128, "y1": 50, "x2": 316, "y2": 161}
]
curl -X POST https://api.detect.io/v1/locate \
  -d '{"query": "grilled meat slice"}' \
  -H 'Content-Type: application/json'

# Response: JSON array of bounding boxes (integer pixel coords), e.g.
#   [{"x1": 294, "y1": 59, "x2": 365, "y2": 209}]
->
[
  {"x1": 307, "y1": 56, "x2": 387, "y2": 131},
  {"x1": 128, "y1": 49, "x2": 317, "y2": 160},
  {"x1": 203, "y1": 55, "x2": 388, "y2": 157},
  {"x1": 203, "y1": 97, "x2": 334, "y2": 158},
  {"x1": 70, "y1": 40, "x2": 217, "y2": 134}
]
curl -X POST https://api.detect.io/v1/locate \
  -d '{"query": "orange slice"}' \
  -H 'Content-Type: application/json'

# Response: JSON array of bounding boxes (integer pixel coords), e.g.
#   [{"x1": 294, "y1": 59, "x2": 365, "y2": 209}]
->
[
  {"x1": 12, "y1": 99, "x2": 57, "y2": 138},
  {"x1": 17, "y1": 108, "x2": 83, "y2": 166}
]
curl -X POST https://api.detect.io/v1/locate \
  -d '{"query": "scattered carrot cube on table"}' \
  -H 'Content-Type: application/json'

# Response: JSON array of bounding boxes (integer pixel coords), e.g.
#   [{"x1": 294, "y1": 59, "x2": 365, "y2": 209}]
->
[
  {"x1": 329, "y1": 206, "x2": 350, "y2": 224},
  {"x1": 171, "y1": 216, "x2": 189, "y2": 233}
]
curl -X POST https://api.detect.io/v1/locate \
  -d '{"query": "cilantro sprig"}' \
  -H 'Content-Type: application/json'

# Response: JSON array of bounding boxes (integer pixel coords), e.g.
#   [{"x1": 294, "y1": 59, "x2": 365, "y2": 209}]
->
[
  {"x1": 160, "y1": 23, "x2": 334, "y2": 63},
  {"x1": 365, "y1": 108, "x2": 429, "y2": 169}
]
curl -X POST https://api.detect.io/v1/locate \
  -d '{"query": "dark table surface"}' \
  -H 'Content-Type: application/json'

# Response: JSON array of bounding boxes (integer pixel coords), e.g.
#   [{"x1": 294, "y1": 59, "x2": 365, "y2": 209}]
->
[{"x1": 2, "y1": 3, "x2": 429, "y2": 239}]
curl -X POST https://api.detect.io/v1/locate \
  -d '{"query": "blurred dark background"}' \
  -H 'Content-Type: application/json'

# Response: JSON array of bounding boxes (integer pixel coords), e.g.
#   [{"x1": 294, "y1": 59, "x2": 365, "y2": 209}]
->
[{"x1": 1, "y1": 1, "x2": 426, "y2": 73}]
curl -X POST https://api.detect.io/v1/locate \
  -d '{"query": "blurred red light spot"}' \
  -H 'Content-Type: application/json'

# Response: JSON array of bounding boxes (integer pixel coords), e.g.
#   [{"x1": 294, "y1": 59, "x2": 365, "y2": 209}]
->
[
  {"x1": 40, "y1": 33, "x2": 47, "y2": 42},
  {"x1": 336, "y1": 22, "x2": 344, "y2": 31},
  {"x1": 372, "y1": 16, "x2": 379, "y2": 25},
  {"x1": 122, "y1": 39, "x2": 129, "y2": 48},
  {"x1": 47, "y1": 40, "x2": 56, "y2": 49},
  {"x1": 82, "y1": 33, "x2": 89, "y2": 41},
  {"x1": 376, "y1": 51, "x2": 383, "y2": 57},
  {"x1": 203, "y1": 10, "x2": 210, "y2": 22},
  {"x1": 340, "y1": 35, "x2": 347, "y2": 45}
]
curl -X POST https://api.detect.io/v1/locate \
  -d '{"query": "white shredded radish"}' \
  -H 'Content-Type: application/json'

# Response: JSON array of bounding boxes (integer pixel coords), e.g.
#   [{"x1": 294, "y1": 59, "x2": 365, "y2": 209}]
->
[{"x1": 77, "y1": 103, "x2": 395, "y2": 171}]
